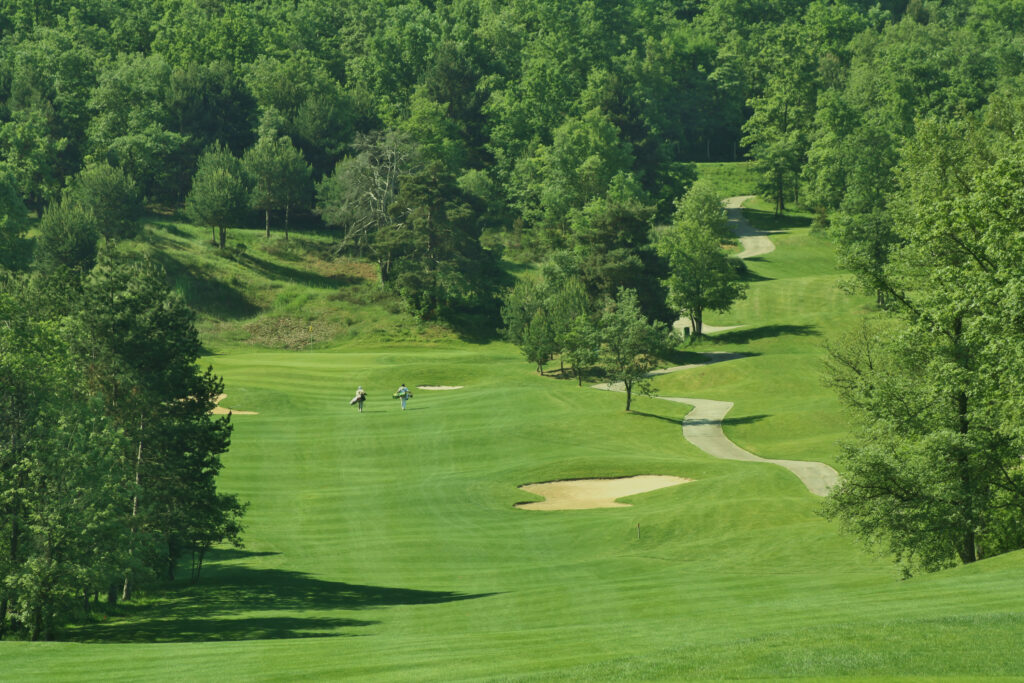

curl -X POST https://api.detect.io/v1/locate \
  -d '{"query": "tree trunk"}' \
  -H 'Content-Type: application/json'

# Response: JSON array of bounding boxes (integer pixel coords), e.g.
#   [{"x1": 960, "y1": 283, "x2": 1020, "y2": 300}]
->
[
  {"x1": 0, "y1": 597, "x2": 7, "y2": 638},
  {"x1": 265, "y1": 209, "x2": 270, "y2": 238},
  {"x1": 952, "y1": 314, "x2": 977, "y2": 564},
  {"x1": 211, "y1": 226, "x2": 217, "y2": 245},
  {"x1": 625, "y1": 380, "x2": 633, "y2": 411},
  {"x1": 218, "y1": 226, "x2": 227, "y2": 250},
  {"x1": 30, "y1": 606, "x2": 41, "y2": 642},
  {"x1": 284, "y1": 205, "x2": 290, "y2": 241},
  {"x1": 694, "y1": 309, "x2": 703, "y2": 339},
  {"x1": 123, "y1": 437, "x2": 143, "y2": 601},
  {"x1": 194, "y1": 547, "x2": 206, "y2": 584}
]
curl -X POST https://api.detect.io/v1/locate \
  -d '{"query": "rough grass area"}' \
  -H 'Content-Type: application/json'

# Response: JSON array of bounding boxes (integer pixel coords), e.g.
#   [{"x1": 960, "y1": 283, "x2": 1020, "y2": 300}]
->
[
  {"x1": 694, "y1": 161, "x2": 761, "y2": 199},
  {"x1": 124, "y1": 218, "x2": 458, "y2": 351}
]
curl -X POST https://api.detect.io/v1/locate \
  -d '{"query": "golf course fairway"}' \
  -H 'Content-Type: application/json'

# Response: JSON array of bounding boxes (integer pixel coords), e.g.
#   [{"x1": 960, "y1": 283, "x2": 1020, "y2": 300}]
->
[{"x1": 4, "y1": 199, "x2": 1023, "y2": 680}]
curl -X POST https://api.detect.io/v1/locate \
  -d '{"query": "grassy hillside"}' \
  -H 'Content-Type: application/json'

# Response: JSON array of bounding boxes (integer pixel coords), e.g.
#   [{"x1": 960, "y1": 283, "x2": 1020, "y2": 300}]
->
[
  {"x1": 4, "y1": 192, "x2": 1023, "y2": 679},
  {"x1": 126, "y1": 216, "x2": 459, "y2": 351}
]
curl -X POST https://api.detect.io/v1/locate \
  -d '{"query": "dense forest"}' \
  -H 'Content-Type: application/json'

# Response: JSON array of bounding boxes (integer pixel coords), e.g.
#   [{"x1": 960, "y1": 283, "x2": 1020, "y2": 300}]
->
[{"x1": 2, "y1": 0, "x2": 1024, "y2": 639}]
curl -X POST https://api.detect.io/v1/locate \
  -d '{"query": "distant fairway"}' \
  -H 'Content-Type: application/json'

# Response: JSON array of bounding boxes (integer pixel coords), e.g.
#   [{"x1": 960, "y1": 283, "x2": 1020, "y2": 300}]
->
[{"x1": 5, "y1": 199, "x2": 1024, "y2": 680}]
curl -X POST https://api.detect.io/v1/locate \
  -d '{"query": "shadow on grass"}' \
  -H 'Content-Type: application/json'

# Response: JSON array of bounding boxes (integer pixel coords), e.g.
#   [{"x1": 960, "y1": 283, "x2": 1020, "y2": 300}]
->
[
  {"x1": 742, "y1": 207, "x2": 812, "y2": 233},
  {"x1": 627, "y1": 410, "x2": 682, "y2": 426},
  {"x1": 660, "y1": 348, "x2": 710, "y2": 365},
  {"x1": 737, "y1": 263, "x2": 774, "y2": 281},
  {"x1": 713, "y1": 324, "x2": 820, "y2": 345},
  {"x1": 151, "y1": 252, "x2": 262, "y2": 320},
  {"x1": 242, "y1": 253, "x2": 362, "y2": 289},
  {"x1": 147, "y1": 220, "x2": 190, "y2": 239},
  {"x1": 722, "y1": 413, "x2": 769, "y2": 426},
  {"x1": 69, "y1": 551, "x2": 496, "y2": 643}
]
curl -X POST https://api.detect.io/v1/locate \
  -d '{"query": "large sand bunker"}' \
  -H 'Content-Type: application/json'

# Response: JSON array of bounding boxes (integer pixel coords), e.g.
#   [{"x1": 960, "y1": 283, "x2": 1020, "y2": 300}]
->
[
  {"x1": 416, "y1": 385, "x2": 464, "y2": 390},
  {"x1": 210, "y1": 394, "x2": 259, "y2": 415},
  {"x1": 515, "y1": 475, "x2": 692, "y2": 511}
]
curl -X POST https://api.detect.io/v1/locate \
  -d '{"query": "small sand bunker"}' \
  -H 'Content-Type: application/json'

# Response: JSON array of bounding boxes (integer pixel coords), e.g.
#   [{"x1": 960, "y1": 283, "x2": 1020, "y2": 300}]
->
[
  {"x1": 416, "y1": 385, "x2": 464, "y2": 390},
  {"x1": 210, "y1": 394, "x2": 259, "y2": 415},
  {"x1": 515, "y1": 475, "x2": 692, "y2": 511}
]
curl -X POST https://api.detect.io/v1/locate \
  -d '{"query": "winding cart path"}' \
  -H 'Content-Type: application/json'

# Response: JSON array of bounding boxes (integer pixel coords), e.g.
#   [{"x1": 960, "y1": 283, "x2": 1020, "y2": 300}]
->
[{"x1": 597, "y1": 196, "x2": 838, "y2": 496}]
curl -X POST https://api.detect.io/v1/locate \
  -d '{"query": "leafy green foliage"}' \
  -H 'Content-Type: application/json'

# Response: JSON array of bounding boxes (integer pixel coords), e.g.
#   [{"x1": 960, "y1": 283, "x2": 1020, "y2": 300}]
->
[
  {"x1": 0, "y1": 171, "x2": 28, "y2": 267},
  {"x1": 34, "y1": 197, "x2": 99, "y2": 273},
  {"x1": 658, "y1": 185, "x2": 747, "y2": 337},
  {"x1": 823, "y1": 134, "x2": 1024, "y2": 573},
  {"x1": 185, "y1": 143, "x2": 248, "y2": 249},
  {"x1": 598, "y1": 288, "x2": 674, "y2": 411},
  {"x1": 243, "y1": 132, "x2": 312, "y2": 239},
  {"x1": 65, "y1": 162, "x2": 143, "y2": 242}
]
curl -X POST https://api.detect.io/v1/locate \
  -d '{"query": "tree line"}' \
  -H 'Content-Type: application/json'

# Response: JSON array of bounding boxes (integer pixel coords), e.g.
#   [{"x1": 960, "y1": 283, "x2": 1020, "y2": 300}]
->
[
  {"x1": 729, "y1": 2, "x2": 1024, "y2": 573},
  {"x1": 0, "y1": 0, "x2": 899, "y2": 326},
  {"x1": 0, "y1": 248, "x2": 245, "y2": 640}
]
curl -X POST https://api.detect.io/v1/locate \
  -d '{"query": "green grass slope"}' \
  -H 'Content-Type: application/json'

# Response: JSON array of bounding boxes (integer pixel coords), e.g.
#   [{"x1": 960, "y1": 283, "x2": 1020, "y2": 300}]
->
[
  {"x1": 128, "y1": 216, "x2": 458, "y2": 351},
  {"x1": 4, "y1": 198, "x2": 1023, "y2": 680}
]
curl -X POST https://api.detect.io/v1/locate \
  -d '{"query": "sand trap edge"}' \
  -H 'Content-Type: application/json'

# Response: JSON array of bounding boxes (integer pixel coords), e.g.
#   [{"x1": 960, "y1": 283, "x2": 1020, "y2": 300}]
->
[
  {"x1": 514, "y1": 475, "x2": 693, "y2": 511},
  {"x1": 210, "y1": 393, "x2": 259, "y2": 416}
]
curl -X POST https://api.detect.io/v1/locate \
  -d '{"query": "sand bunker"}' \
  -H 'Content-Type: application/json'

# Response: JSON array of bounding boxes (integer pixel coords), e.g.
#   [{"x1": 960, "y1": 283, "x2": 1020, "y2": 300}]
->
[
  {"x1": 515, "y1": 475, "x2": 692, "y2": 511},
  {"x1": 210, "y1": 394, "x2": 259, "y2": 415},
  {"x1": 416, "y1": 385, "x2": 464, "y2": 390}
]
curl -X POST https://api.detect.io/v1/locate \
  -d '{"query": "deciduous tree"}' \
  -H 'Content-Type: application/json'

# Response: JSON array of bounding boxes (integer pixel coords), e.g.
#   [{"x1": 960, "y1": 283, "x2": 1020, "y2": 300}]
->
[{"x1": 599, "y1": 288, "x2": 673, "y2": 411}]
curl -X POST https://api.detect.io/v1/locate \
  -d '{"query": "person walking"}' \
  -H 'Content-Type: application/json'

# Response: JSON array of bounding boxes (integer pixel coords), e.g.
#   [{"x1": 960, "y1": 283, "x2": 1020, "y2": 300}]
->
[
  {"x1": 394, "y1": 383, "x2": 412, "y2": 410},
  {"x1": 351, "y1": 386, "x2": 367, "y2": 413}
]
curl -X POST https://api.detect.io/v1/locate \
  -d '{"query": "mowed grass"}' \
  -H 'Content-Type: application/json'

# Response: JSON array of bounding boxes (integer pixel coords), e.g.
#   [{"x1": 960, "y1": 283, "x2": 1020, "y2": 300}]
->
[
  {"x1": 4, "y1": 197, "x2": 1024, "y2": 679},
  {"x1": 653, "y1": 196, "x2": 874, "y2": 468}
]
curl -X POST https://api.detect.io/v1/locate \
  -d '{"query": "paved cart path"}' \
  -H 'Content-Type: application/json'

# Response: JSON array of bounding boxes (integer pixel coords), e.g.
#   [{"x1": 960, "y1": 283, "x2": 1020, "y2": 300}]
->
[{"x1": 597, "y1": 196, "x2": 838, "y2": 496}]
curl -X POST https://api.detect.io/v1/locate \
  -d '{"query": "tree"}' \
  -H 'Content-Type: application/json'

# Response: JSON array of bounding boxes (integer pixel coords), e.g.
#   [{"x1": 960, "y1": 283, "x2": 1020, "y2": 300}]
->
[
  {"x1": 561, "y1": 313, "x2": 600, "y2": 385},
  {"x1": 0, "y1": 171, "x2": 28, "y2": 267},
  {"x1": 86, "y1": 53, "x2": 191, "y2": 203},
  {"x1": 65, "y1": 162, "x2": 142, "y2": 242},
  {"x1": 316, "y1": 130, "x2": 421, "y2": 283},
  {"x1": 34, "y1": 197, "x2": 99, "y2": 273},
  {"x1": 501, "y1": 278, "x2": 555, "y2": 373},
  {"x1": 386, "y1": 160, "x2": 500, "y2": 321},
  {"x1": 0, "y1": 107, "x2": 67, "y2": 213},
  {"x1": 243, "y1": 132, "x2": 312, "y2": 239},
  {"x1": 599, "y1": 288, "x2": 673, "y2": 411},
  {"x1": 672, "y1": 179, "x2": 729, "y2": 240},
  {"x1": 822, "y1": 136, "x2": 1024, "y2": 573},
  {"x1": 185, "y1": 143, "x2": 247, "y2": 250},
  {"x1": 76, "y1": 255, "x2": 243, "y2": 597},
  {"x1": 658, "y1": 190, "x2": 747, "y2": 338},
  {"x1": 0, "y1": 279, "x2": 128, "y2": 640},
  {"x1": 567, "y1": 172, "x2": 672, "y2": 324}
]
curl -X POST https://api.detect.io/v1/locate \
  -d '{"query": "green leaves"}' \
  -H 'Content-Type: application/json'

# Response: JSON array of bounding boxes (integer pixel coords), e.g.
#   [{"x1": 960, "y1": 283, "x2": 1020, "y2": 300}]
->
[
  {"x1": 823, "y1": 135, "x2": 1024, "y2": 573},
  {"x1": 185, "y1": 143, "x2": 247, "y2": 249},
  {"x1": 599, "y1": 288, "x2": 673, "y2": 411},
  {"x1": 658, "y1": 184, "x2": 747, "y2": 337},
  {"x1": 243, "y1": 132, "x2": 312, "y2": 238}
]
